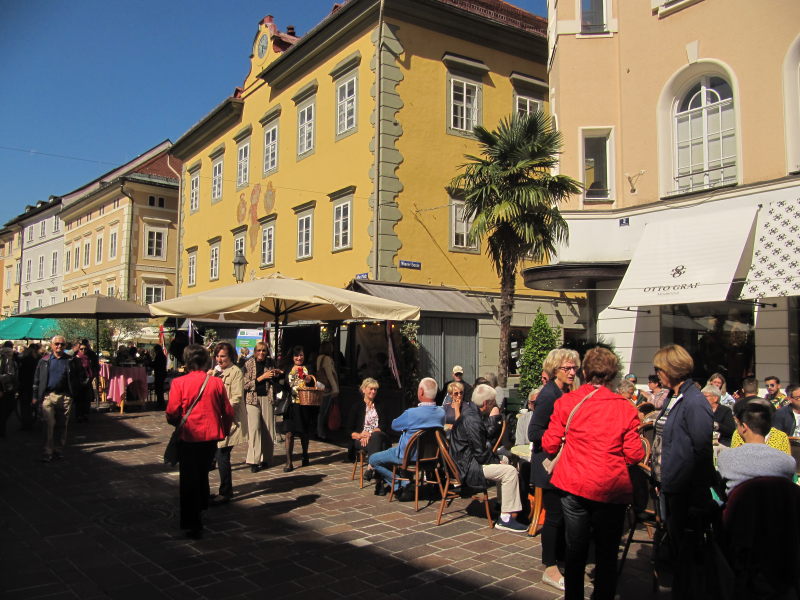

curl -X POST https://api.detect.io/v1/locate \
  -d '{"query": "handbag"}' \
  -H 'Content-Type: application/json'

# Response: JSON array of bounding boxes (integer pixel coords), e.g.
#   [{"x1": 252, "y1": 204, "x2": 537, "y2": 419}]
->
[
  {"x1": 542, "y1": 388, "x2": 599, "y2": 475},
  {"x1": 273, "y1": 390, "x2": 291, "y2": 417},
  {"x1": 163, "y1": 373, "x2": 211, "y2": 466}
]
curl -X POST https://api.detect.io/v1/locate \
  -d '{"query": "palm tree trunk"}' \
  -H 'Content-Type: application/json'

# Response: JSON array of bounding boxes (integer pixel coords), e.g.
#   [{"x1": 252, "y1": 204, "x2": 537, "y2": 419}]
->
[{"x1": 497, "y1": 261, "x2": 516, "y2": 388}]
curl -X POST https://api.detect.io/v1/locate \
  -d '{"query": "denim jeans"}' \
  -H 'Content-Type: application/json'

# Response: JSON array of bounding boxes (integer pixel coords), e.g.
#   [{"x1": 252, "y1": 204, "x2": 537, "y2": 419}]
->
[
  {"x1": 368, "y1": 447, "x2": 402, "y2": 487},
  {"x1": 561, "y1": 493, "x2": 626, "y2": 600},
  {"x1": 216, "y1": 446, "x2": 233, "y2": 498}
]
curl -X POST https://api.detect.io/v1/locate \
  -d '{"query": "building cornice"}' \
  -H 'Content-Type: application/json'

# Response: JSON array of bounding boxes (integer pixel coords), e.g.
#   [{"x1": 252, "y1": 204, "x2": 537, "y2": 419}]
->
[{"x1": 170, "y1": 98, "x2": 245, "y2": 161}]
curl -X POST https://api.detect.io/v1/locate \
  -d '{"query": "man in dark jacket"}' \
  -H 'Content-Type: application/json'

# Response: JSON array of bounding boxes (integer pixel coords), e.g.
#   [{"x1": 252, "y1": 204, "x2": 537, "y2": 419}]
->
[
  {"x1": 0, "y1": 341, "x2": 18, "y2": 437},
  {"x1": 33, "y1": 335, "x2": 88, "y2": 462},
  {"x1": 773, "y1": 384, "x2": 800, "y2": 437},
  {"x1": 450, "y1": 384, "x2": 525, "y2": 531}
]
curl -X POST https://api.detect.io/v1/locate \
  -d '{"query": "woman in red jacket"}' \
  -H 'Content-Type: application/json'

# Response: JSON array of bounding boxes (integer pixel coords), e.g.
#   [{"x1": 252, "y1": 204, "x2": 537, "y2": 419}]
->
[
  {"x1": 542, "y1": 347, "x2": 643, "y2": 600},
  {"x1": 166, "y1": 344, "x2": 233, "y2": 538}
]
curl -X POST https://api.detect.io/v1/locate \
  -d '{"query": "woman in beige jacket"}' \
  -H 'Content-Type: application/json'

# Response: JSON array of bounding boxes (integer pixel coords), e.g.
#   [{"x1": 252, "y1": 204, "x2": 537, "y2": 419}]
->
[
  {"x1": 242, "y1": 341, "x2": 282, "y2": 472},
  {"x1": 210, "y1": 342, "x2": 246, "y2": 504}
]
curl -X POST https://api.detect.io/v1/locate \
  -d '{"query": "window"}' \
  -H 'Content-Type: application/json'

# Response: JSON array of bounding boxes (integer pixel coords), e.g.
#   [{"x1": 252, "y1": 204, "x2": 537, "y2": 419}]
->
[
  {"x1": 187, "y1": 252, "x2": 197, "y2": 287},
  {"x1": 50, "y1": 296, "x2": 56, "y2": 306},
  {"x1": 83, "y1": 240, "x2": 91, "y2": 267},
  {"x1": 211, "y1": 158, "x2": 224, "y2": 201},
  {"x1": 144, "y1": 285, "x2": 164, "y2": 304},
  {"x1": 336, "y1": 76, "x2": 357, "y2": 136},
  {"x1": 36, "y1": 256, "x2": 44, "y2": 279},
  {"x1": 516, "y1": 95, "x2": 542, "y2": 116},
  {"x1": 583, "y1": 130, "x2": 612, "y2": 200},
  {"x1": 581, "y1": 0, "x2": 607, "y2": 33},
  {"x1": 107, "y1": 284, "x2": 115, "y2": 298},
  {"x1": 189, "y1": 173, "x2": 200, "y2": 212},
  {"x1": 210, "y1": 244, "x2": 220, "y2": 280},
  {"x1": 74, "y1": 246, "x2": 80, "y2": 270},
  {"x1": 450, "y1": 199, "x2": 477, "y2": 250},
  {"x1": 673, "y1": 76, "x2": 736, "y2": 194},
  {"x1": 4, "y1": 265, "x2": 11, "y2": 291},
  {"x1": 109, "y1": 230, "x2": 118, "y2": 259},
  {"x1": 263, "y1": 124, "x2": 278, "y2": 174},
  {"x1": 261, "y1": 223, "x2": 275, "y2": 266},
  {"x1": 37, "y1": 298, "x2": 43, "y2": 308},
  {"x1": 95, "y1": 236, "x2": 103, "y2": 264},
  {"x1": 237, "y1": 140, "x2": 250, "y2": 187},
  {"x1": 14, "y1": 261, "x2": 20, "y2": 284},
  {"x1": 297, "y1": 102, "x2": 315, "y2": 156},
  {"x1": 93, "y1": 288, "x2": 100, "y2": 296},
  {"x1": 51, "y1": 251, "x2": 58, "y2": 276},
  {"x1": 39, "y1": 221, "x2": 46, "y2": 238},
  {"x1": 81, "y1": 290, "x2": 88, "y2": 297},
  {"x1": 26, "y1": 226, "x2": 33, "y2": 242},
  {"x1": 145, "y1": 228, "x2": 166, "y2": 259},
  {"x1": 333, "y1": 200, "x2": 351, "y2": 251},
  {"x1": 52, "y1": 216, "x2": 60, "y2": 233},
  {"x1": 25, "y1": 301, "x2": 30, "y2": 311},
  {"x1": 25, "y1": 259, "x2": 31, "y2": 282},
  {"x1": 65, "y1": 249, "x2": 71, "y2": 273},
  {"x1": 450, "y1": 78, "x2": 480, "y2": 133},
  {"x1": 148, "y1": 196, "x2": 165, "y2": 207},
  {"x1": 233, "y1": 234, "x2": 245, "y2": 260},
  {"x1": 297, "y1": 214, "x2": 312, "y2": 259}
]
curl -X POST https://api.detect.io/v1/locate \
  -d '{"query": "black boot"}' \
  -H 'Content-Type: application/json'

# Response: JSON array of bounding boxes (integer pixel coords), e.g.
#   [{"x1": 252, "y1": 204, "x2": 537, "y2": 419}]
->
[{"x1": 374, "y1": 479, "x2": 387, "y2": 496}]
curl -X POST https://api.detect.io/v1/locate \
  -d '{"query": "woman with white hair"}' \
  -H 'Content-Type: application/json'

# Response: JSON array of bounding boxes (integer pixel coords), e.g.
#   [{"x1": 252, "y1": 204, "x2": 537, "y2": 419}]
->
[
  {"x1": 701, "y1": 384, "x2": 735, "y2": 446},
  {"x1": 528, "y1": 347, "x2": 581, "y2": 591}
]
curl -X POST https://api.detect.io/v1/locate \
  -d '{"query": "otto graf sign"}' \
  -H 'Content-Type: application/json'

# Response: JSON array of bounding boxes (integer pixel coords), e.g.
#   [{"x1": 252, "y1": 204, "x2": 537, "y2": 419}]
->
[{"x1": 643, "y1": 264, "x2": 700, "y2": 295}]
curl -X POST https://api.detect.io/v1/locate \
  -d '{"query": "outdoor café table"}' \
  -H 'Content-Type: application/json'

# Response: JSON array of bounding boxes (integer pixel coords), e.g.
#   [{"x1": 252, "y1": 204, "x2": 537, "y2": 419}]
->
[
  {"x1": 106, "y1": 365, "x2": 148, "y2": 413},
  {"x1": 511, "y1": 444, "x2": 544, "y2": 535}
]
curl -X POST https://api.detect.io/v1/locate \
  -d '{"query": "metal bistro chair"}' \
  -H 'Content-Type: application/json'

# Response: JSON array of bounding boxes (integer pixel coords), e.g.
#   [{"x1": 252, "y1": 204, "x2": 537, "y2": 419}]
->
[
  {"x1": 434, "y1": 429, "x2": 494, "y2": 528},
  {"x1": 388, "y1": 428, "x2": 443, "y2": 511},
  {"x1": 619, "y1": 436, "x2": 663, "y2": 591}
]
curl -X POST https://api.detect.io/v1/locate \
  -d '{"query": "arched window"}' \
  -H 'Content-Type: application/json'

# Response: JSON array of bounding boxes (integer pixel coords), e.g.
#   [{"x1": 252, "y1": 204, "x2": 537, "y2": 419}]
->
[{"x1": 673, "y1": 76, "x2": 737, "y2": 193}]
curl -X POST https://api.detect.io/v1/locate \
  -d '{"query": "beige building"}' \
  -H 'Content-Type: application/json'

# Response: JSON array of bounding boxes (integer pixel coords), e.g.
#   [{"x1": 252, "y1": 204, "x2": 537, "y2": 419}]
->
[
  {"x1": 59, "y1": 141, "x2": 181, "y2": 305},
  {"x1": 524, "y1": 0, "x2": 800, "y2": 388},
  {"x1": 0, "y1": 226, "x2": 22, "y2": 317}
]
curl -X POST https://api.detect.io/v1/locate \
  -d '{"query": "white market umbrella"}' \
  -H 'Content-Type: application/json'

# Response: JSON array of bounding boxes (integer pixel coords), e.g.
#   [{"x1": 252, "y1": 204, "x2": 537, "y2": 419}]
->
[{"x1": 148, "y1": 273, "x2": 420, "y2": 324}]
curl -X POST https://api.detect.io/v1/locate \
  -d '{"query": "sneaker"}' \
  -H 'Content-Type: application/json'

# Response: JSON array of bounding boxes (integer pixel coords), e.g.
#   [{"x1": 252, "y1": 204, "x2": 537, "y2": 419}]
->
[{"x1": 494, "y1": 517, "x2": 527, "y2": 532}]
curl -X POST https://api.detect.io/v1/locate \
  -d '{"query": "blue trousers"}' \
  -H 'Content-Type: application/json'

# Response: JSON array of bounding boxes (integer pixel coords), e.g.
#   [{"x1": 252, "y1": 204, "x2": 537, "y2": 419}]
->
[{"x1": 368, "y1": 447, "x2": 403, "y2": 487}]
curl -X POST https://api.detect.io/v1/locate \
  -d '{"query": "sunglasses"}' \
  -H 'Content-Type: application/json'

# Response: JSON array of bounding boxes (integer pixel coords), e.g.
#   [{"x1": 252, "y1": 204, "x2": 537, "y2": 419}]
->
[
  {"x1": 52, "y1": 342, "x2": 65, "y2": 346},
  {"x1": 558, "y1": 366, "x2": 578, "y2": 372}
]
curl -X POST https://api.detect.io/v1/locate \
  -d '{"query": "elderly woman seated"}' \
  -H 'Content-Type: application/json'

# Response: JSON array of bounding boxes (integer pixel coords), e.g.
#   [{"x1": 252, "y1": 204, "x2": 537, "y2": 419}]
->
[
  {"x1": 347, "y1": 378, "x2": 391, "y2": 491},
  {"x1": 701, "y1": 384, "x2": 736, "y2": 446}
]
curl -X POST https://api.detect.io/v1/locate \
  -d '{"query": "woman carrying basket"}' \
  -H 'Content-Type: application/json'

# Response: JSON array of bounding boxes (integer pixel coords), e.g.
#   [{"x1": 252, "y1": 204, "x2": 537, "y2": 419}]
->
[{"x1": 281, "y1": 345, "x2": 320, "y2": 471}]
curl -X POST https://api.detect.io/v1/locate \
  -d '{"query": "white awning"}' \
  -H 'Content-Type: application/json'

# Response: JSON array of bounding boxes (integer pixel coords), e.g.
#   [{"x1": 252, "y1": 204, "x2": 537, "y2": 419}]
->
[
  {"x1": 739, "y1": 196, "x2": 800, "y2": 299},
  {"x1": 609, "y1": 205, "x2": 758, "y2": 308}
]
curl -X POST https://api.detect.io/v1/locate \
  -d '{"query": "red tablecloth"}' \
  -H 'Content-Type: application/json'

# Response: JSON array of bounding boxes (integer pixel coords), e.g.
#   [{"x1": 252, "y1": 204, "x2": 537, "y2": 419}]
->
[{"x1": 106, "y1": 366, "x2": 148, "y2": 405}]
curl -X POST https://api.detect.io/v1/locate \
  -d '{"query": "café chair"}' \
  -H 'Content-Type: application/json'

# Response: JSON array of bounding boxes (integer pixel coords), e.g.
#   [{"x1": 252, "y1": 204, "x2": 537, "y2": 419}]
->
[
  {"x1": 434, "y1": 429, "x2": 494, "y2": 528},
  {"x1": 351, "y1": 447, "x2": 368, "y2": 489},
  {"x1": 491, "y1": 419, "x2": 507, "y2": 454},
  {"x1": 389, "y1": 428, "x2": 443, "y2": 511}
]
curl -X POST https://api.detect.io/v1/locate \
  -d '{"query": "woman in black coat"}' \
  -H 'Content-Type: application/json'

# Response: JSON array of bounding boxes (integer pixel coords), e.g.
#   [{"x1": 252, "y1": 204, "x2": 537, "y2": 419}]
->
[
  {"x1": 527, "y1": 348, "x2": 582, "y2": 592},
  {"x1": 349, "y1": 378, "x2": 391, "y2": 492}
]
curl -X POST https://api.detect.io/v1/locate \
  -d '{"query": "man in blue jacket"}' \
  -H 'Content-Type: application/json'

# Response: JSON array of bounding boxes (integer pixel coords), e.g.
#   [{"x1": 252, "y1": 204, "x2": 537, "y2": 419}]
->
[
  {"x1": 773, "y1": 384, "x2": 800, "y2": 437},
  {"x1": 368, "y1": 377, "x2": 444, "y2": 498}
]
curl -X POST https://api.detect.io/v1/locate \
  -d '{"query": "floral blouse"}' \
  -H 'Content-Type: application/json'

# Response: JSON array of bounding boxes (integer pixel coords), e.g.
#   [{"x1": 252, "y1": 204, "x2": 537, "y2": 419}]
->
[{"x1": 363, "y1": 404, "x2": 379, "y2": 434}]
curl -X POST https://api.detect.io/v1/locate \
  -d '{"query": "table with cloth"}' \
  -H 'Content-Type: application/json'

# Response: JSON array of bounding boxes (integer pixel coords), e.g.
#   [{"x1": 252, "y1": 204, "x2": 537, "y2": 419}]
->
[{"x1": 105, "y1": 365, "x2": 148, "y2": 412}]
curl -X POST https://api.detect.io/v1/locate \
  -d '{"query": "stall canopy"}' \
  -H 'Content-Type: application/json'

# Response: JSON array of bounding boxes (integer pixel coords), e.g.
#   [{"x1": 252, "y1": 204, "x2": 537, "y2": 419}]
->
[
  {"x1": 148, "y1": 273, "x2": 420, "y2": 323},
  {"x1": 349, "y1": 280, "x2": 489, "y2": 317},
  {"x1": 0, "y1": 317, "x2": 59, "y2": 340},
  {"x1": 610, "y1": 205, "x2": 759, "y2": 309},
  {"x1": 739, "y1": 196, "x2": 800, "y2": 299}
]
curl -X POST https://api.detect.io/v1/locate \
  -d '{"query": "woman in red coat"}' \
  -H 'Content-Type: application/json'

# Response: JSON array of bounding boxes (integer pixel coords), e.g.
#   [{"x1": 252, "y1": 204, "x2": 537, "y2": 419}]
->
[
  {"x1": 542, "y1": 347, "x2": 643, "y2": 600},
  {"x1": 166, "y1": 344, "x2": 233, "y2": 538}
]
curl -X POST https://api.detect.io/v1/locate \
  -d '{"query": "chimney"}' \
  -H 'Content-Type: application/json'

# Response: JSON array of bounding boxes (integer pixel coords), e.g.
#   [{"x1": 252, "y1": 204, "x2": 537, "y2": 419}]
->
[{"x1": 286, "y1": 25, "x2": 296, "y2": 36}]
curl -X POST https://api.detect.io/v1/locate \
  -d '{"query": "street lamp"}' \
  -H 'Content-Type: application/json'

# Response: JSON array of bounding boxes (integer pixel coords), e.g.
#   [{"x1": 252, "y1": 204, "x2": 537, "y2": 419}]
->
[{"x1": 232, "y1": 251, "x2": 248, "y2": 283}]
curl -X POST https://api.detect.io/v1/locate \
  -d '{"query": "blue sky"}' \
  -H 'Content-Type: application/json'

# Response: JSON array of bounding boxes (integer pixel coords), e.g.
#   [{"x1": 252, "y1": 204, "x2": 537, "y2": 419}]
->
[{"x1": 0, "y1": 0, "x2": 547, "y2": 228}]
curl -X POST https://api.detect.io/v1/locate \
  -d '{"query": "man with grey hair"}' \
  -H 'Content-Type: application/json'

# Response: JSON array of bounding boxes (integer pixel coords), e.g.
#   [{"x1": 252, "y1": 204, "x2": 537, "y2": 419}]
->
[
  {"x1": 32, "y1": 335, "x2": 88, "y2": 462},
  {"x1": 450, "y1": 383, "x2": 526, "y2": 531},
  {"x1": 367, "y1": 377, "x2": 445, "y2": 497}
]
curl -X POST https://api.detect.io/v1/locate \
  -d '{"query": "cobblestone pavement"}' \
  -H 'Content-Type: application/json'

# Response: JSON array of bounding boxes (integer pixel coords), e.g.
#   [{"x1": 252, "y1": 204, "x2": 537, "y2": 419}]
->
[{"x1": 0, "y1": 410, "x2": 664, "y2": 599}]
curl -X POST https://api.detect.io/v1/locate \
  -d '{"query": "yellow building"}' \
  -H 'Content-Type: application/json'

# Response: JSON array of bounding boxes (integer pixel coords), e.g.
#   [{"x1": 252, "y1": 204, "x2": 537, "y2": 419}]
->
[
  {"x1": 0, "y1": 226, "x2": 22, "y2": 317},
  {"x1": 59, "y1": 141, "x2": 181, "y2": 305},
  {"x1": 172, "y1": 0, "x2": 582, "y2": 382},
  {"x1": 526, "y1": 0, "x2": 800, "y2": 386}
]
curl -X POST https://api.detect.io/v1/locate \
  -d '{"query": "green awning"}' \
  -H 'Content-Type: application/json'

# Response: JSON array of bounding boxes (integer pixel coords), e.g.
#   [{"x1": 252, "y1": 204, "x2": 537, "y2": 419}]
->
[{"x1": 0, "y1": 317, "x2": 59, "y2": 340}]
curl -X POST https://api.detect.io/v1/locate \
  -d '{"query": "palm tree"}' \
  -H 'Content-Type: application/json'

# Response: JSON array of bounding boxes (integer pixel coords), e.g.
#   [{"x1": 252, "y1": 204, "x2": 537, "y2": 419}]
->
[{"x1": 449, "y1": 112, "x2": 581, "y2": 386}]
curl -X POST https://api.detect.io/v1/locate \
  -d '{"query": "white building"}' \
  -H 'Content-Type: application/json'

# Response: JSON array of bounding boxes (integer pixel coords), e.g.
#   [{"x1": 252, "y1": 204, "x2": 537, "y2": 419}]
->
[{"x1": 14, "y1": 199, "x2": 64, "y2": 312}]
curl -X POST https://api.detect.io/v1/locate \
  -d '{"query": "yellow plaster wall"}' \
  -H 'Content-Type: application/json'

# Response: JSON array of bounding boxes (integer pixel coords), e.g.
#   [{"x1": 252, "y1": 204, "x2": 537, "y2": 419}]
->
[{"x1": 552, "y1": 0, "x2": 800, "y2": 209}]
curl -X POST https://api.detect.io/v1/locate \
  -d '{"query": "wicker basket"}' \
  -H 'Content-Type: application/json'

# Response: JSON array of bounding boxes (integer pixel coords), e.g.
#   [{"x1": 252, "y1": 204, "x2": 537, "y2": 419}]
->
[{"x1": 297, "y1": 387, "x2": 324, "y2": 406}]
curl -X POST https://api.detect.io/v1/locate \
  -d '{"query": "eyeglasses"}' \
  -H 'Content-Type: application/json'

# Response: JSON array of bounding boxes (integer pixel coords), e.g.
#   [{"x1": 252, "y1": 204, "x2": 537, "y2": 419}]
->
[
  {"x1": 451, "y1": 391, "x2": 464, "y2": 396},
  {"x1": 52, "y1": 342, "x2": 65, "y2": 346},
  {"x1": 558, "y1": 366, "x2": 578, "y2": 373},
  {"x1": 766, "y1": 383, "x2": 777, "y2": 388},
  {"x1": 255, "y1": 349, "x2": 267, "y2": 353}
]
